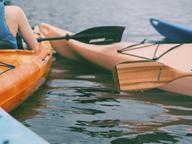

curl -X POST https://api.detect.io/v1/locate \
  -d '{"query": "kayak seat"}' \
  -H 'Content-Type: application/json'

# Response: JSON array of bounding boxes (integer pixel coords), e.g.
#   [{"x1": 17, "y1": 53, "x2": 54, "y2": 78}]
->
[
  {"x1": 0, "y1": 33, "x2": 25, "y2": 49},
  {"x1": 0, "y1": 41, "x2": 16, "y2": 49},
  {"x1": 16, "y1": 32, "x2": 24, "y2": 49}
]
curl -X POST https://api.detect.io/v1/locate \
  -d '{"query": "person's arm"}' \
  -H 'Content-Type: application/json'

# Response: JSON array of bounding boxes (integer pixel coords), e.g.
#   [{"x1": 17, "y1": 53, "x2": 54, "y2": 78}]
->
[{"x1": 17, "y1": 7, "x2": 38, "y2": 50}]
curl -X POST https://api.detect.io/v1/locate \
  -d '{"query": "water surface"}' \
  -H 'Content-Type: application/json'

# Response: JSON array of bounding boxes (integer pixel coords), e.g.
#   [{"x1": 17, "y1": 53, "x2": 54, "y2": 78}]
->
[{"x1": 12, "y1": 0, "x2": 192, "y2": 143}]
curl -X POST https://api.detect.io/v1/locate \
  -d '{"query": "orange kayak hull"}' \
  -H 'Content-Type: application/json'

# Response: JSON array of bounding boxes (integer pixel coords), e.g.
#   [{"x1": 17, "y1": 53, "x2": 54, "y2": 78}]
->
[{"x1": 0, "y1": 26, "x2": 52, "y2": 112}]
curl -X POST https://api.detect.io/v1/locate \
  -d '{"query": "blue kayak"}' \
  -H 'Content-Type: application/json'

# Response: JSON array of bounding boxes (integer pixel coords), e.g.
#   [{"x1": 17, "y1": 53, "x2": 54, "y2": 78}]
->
[{"x1": 150, "y1": 18, "x2": 192, "y2": 43}]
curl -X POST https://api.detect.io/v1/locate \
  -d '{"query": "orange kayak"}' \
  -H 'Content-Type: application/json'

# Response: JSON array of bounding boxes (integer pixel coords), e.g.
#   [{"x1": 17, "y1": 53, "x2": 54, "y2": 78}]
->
[
  {"x1": 39, "y1": 23, "x2": 192, "y2": 96},
  {"x1": 0, "y1": 26, "x2": 52, "y2": 112}
]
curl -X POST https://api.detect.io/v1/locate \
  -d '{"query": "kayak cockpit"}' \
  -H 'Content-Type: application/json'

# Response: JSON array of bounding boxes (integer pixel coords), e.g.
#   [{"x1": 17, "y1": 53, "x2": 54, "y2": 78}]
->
[{"x1": 0, "y1": 41, "x2": 17, "y2": 49}]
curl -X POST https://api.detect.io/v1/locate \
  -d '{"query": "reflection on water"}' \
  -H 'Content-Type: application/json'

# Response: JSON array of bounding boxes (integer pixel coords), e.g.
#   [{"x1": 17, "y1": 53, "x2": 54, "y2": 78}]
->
[
  {"x1": 12, "y1": 0, "x2": 192, "y2": 143},
  {"x1": 12, "y1": 57, "x2": 192, "y2": 144},
  {"x1": 111, "y1": 132, "x2": 179, "y2": 144}
]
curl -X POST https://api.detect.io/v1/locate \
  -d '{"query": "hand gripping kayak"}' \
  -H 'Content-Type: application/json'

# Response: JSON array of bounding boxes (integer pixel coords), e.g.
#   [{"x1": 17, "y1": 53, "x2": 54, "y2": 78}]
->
[
  {"x1": 113, "y1": 61, "x2": 192, "y2": 91},
  {"x1": 37, "y1": 26, "x2": 125, "y2": 45}
]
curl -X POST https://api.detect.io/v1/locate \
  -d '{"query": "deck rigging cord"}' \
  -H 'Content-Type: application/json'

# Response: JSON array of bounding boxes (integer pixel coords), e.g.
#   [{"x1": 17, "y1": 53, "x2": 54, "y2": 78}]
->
[
  {"x1": 0, "y1": 61, "x2": 15, "y2": 75},
  {"x1": 117, "y1": 39, "x2": 183, "y2": 61}
]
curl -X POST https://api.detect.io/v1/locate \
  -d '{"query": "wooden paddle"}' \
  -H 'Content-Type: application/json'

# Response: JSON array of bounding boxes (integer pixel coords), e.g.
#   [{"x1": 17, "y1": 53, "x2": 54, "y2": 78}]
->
[
  {"x1": 113, "y1": 60, "x2": 192, "y2": 91},
  {"x1": 37, "y1": 26, "x2": 125, "y2": 45}
]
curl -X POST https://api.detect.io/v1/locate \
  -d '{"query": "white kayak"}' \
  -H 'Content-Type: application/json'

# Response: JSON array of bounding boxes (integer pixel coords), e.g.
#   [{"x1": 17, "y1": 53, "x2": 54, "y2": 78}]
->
[{"x1": 39, "y1": 23, "x2": 192, "y2": 96}]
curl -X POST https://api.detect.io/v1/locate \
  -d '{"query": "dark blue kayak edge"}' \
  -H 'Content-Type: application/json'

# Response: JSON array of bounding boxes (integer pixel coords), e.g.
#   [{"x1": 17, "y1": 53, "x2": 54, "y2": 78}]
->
[{"x1": 150, "y1": 18, "x2": 192, "y2": 43}]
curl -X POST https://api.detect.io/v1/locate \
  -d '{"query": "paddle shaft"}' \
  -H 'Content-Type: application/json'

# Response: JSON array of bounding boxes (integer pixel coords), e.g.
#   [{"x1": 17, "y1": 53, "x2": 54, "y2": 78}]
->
[
  {"x1": 37, "y1": 33, "x2": 112, "y2": 42},
  {"x1": 37, "y1": 34, "x2": 71, "y2": 42}
]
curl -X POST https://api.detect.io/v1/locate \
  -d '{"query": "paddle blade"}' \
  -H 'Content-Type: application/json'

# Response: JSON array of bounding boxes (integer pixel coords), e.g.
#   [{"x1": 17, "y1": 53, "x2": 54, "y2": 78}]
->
[
  {"x1": 113, "y1": 61, "x2": 182, "y2": 91},
  {"x1": 73, "y1": 26, "x2": 125, "y2": 45}
]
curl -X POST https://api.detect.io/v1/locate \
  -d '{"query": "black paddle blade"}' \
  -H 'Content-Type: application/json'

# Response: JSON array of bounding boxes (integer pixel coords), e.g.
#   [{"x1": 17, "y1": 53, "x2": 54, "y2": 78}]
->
[{"x1": 72, "y1": 26, "x2": 125, "y2": 45}]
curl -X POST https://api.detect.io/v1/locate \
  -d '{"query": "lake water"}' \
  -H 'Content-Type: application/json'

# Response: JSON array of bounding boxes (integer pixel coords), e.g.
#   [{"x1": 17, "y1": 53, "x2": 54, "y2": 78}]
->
[{"x1": 11, "y1": 0, "x2": 192, "y2": 144}]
